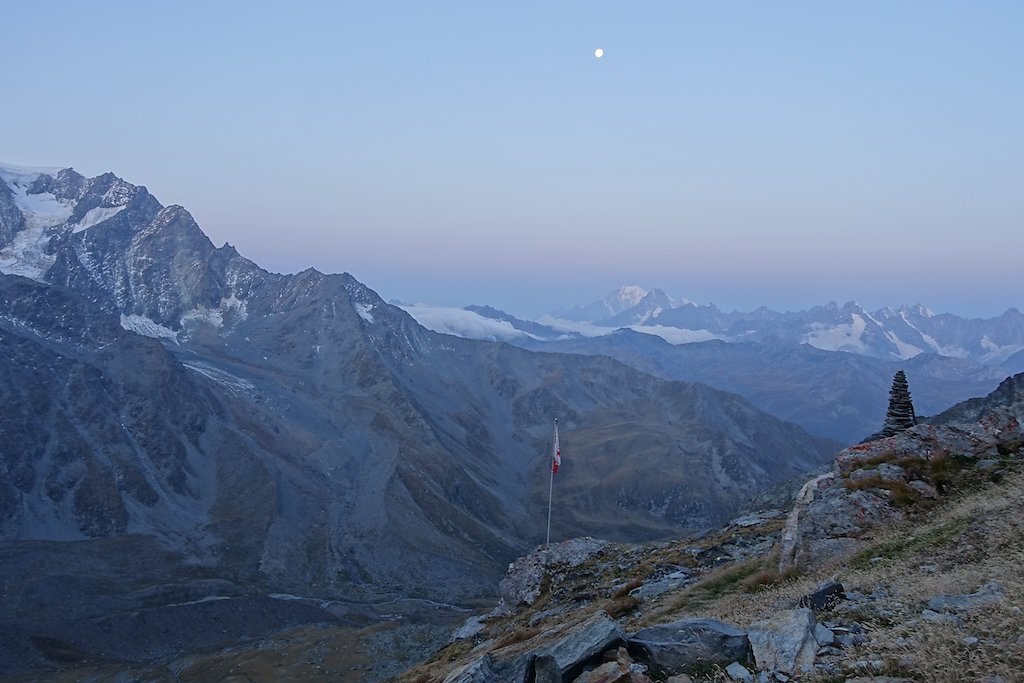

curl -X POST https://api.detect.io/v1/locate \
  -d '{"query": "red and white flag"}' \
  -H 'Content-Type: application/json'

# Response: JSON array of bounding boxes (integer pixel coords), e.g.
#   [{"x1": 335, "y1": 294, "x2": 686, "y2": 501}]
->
[{"x1": 551, "y1": 422, "x2": 561, "y2": 474}]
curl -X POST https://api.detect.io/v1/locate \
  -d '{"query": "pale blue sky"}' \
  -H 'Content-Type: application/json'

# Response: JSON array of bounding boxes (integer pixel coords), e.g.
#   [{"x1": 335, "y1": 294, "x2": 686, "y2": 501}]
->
[{"x1": 3, "y1": 1, "x2": 1021, "y2": 317}]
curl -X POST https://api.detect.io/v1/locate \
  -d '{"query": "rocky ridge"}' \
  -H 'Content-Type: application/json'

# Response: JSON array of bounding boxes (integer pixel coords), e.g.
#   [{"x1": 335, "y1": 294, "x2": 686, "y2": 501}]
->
[{"x1": 395, "y1": 373, "x2": 1024, "y2": 682}]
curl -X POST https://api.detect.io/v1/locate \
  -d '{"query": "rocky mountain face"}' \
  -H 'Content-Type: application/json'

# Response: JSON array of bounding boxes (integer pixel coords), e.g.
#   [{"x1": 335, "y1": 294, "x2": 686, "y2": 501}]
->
[{"x1": 0, "y1": 165, "x2": 840, "y2": 678}]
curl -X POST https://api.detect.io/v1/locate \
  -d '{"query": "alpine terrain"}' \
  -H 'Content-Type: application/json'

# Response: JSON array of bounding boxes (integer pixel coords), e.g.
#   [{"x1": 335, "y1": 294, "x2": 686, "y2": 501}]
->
[{"x1": 0, "y1": 164, "x2": 838, "y2": 679}]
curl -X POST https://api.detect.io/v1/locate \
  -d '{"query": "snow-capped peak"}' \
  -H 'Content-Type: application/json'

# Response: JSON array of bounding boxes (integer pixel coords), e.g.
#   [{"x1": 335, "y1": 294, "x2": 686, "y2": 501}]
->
[
  {"x1": 0, "y1": 164, "x2": 75, "y2": 281},
  {"x1": 603, "y1": 285, "x2": 649, "y2": 315},
  {"x1": 0, "y1": 163, "x2": 64, "y2": 186}
]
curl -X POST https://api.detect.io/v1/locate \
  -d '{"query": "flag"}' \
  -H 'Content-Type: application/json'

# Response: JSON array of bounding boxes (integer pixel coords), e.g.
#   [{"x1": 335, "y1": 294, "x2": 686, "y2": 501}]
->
[{"x1": 551, "y1": 422, "x2": 561, "y2": 474}]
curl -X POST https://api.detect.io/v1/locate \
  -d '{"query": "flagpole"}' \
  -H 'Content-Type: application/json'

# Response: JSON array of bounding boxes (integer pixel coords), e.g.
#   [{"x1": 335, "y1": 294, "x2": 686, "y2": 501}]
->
[{"x1": 545, "y1": 418, "x2": 557, "y2": 549}]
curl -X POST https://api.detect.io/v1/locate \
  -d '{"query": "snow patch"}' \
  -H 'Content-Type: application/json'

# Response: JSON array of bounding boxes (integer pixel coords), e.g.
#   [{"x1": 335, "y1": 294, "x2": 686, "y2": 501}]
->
[
  {"x1": 72, "y1": 205, "x2": 125, "y2": 232},
  {"x1": 883, "y1": 330, "x2": 923, "y2": 360},
  {"x1": 120, "y1": 314, "x2": 178, "y2": 342},
  {"x1": 355, "y1": 302, "x2": 375, "y2": 323},
  {"x1": 0, "y1": 167, "x2": 73, "y2": 231},
  {"x1": 916, "y1": 329, "x2": 969, "y2": 358},
  {"x1": 0, "y1": 166, "x2": 73, "y2": 279},
  {"x1": 803, "y1": 313, "x2": 868, "y2": 352},
  {"x1": 182, "y1": 361, "x2": 255, "y2": 394},
  {"x1": 979, "y1": 336, "x2": 1024, "y2": 364},
  {"x1": 221, "y1": 294, "x2": 248, "y2": 321},
  {"x1": 0, "y1": 221, "x2": 56, "y2": 280},
  {"x1": 181, "y1": 305, "x2": 224, "y2": 328}
]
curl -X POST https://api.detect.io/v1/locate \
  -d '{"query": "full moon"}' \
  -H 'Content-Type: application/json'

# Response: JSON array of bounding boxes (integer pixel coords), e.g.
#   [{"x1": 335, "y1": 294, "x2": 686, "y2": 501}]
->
[{"x1": 594, "y1": 48, "x2": 604, "y2": 59}]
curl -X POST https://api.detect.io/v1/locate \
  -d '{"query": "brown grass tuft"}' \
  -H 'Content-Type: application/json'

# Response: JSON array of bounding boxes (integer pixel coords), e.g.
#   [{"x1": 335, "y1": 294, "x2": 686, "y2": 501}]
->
[
  {"x1": 604, "y1": 594, "x2": 641, "y2": 618},
  {"x1": 611, "y1": 577, "x2": 645, "y2": 599}
]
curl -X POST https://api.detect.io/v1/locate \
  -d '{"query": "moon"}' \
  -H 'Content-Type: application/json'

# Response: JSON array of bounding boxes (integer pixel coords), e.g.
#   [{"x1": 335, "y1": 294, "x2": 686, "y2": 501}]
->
[{"x1": 594, "y1": 48, "x2": 604, "y2": 59}]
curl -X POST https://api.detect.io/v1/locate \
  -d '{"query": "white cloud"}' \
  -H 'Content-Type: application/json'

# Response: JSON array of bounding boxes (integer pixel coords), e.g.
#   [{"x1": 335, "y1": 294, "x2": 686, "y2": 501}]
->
[{"x1": 400, "y1": 304, "x2": 535, "y2": 342}]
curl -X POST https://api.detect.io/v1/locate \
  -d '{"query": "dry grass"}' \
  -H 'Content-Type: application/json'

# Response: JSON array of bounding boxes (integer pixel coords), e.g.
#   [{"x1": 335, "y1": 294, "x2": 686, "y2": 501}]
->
[
  {"x1": 603, "y1": 594, "x2": 642, "y2": 618},
  {"x1": 635, "y1": 469, "x2": 1024, "y2": 681},
  {"x1": 611, "y1": 577, "x2": 646, "y2": 599}
]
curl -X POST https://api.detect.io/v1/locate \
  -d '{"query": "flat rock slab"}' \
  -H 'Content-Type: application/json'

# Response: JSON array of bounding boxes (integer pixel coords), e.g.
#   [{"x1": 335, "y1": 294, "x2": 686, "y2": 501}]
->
[
  {"x1": 497, "y1": 611, "x2": 626, "y2": 682},
  {"x1": 927, "y1": 581, "x2": 1004, "y2": 612},
  {"x1": 629, "y1": 618, "x2": 751, "y2": 676}
]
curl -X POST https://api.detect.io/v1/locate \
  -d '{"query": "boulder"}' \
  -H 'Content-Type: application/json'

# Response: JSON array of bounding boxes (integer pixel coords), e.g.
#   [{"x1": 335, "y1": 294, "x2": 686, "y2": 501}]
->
[
  {"x1": 532, "y1": 655, "x2": 562, "y2": 683},
  {"x1": 725, "y1": 661, "x2": 754, "y2": 681},
  {"x1": 748, "y1": 608, "x2": 817, "y2": 674},
  {"x1": 443, "y1": 654, "x2": 498, "y2": 683},
  {"x1": 628, "y1": 618, "x2": 752, "y2": 676},
  {"x1": 813, "y1": 624, "x2": 834, "y2": 647},
  {"x1": 570, "y1": 660, "x2": 629, "y2": 683},
  {"x1": 797, "y1": 580, "x2": 845, "y2": 611},
  {"x1": 782, "y1": 473, "x2": 900, "y2": 572},
  {"x1": 499, "y1": 538, "x2": 608, "y2": 608},
  {"x1": 499, "y1": 611, "x2": 626, "y2": 682},
  {"x1": 538, "y1": 611, "x2": 626, "y2": 676}
]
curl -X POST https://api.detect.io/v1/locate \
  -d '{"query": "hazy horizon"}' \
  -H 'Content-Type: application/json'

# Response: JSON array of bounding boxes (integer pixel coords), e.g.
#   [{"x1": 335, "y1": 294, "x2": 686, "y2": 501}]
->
[{"x1": 4, "y1": 2, "x2": 1021, "y2": 319}]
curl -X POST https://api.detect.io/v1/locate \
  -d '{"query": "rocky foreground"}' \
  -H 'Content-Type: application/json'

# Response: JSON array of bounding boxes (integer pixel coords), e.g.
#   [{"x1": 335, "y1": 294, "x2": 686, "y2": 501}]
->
[{"x1": 395, "y1": 374, "x2": 1024, "y2": 682}]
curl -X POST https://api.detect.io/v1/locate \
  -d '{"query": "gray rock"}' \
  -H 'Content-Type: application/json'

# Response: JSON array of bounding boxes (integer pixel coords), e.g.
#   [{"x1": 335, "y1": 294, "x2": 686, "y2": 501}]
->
[
  {"x1": 927, "y1": 581, "x2": 1004, "y2": 612},
  {"x1": 501, "y1": 611, "x2": 625, "y2": 682},
  {"x1": 629, "y1": 618, "x2": 752, "y2": 676},
  {"x1": 748, "y1": 608, "x2": 817, "y2": 674},
  {"x1": 725, "y1": 661, "x2": 753, "y2": 681},
  {"x1": 443, "y1": 654, "x2": 498, "y2": 683},
  {"x1": 976, "y1": 459, "x2": 1000, "y2": 471},
  {"x1": 813, "y1": 623, "x2": 834, "y2": 646},
  {"x1": 630, "y1": 570, "x2": 693, "y2": 599},
  {"x1": 499, "y1": 538, "x2": 608, "y2": 608},
  {"x1": 532, "y1": 655, "x2": 561, "y2": 683},
  {"x1": 797, "y1": 580, "x2": 845, "y2": 611},
  {"x1": 849, "y1": 462, "x2": 905, "y2": 482},
  {"x1": 450, "y1": 614, "x2": 487, "y2": 642},
  {"x1": 730, "y1": 510, "x2": 783, "y2": 527}
]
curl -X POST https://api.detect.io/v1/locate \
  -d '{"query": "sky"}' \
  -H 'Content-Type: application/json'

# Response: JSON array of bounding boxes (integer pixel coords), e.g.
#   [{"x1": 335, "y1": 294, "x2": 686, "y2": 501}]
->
[{"x1": 3, "y1": 1, "x2": 1022, "y2": 318}]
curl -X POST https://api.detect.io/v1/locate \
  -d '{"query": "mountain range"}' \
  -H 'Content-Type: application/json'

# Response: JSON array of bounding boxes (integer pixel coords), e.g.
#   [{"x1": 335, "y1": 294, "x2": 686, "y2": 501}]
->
[
  {"x1": 0, "y1": 164, "x2": 841, "y2": 676},
  {"x1": 413, "y1": 286, "x2": 1024, "y2": 368},
  {"x1": 400, "y1": 288, "x2": 1022, "y2": 444}
]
